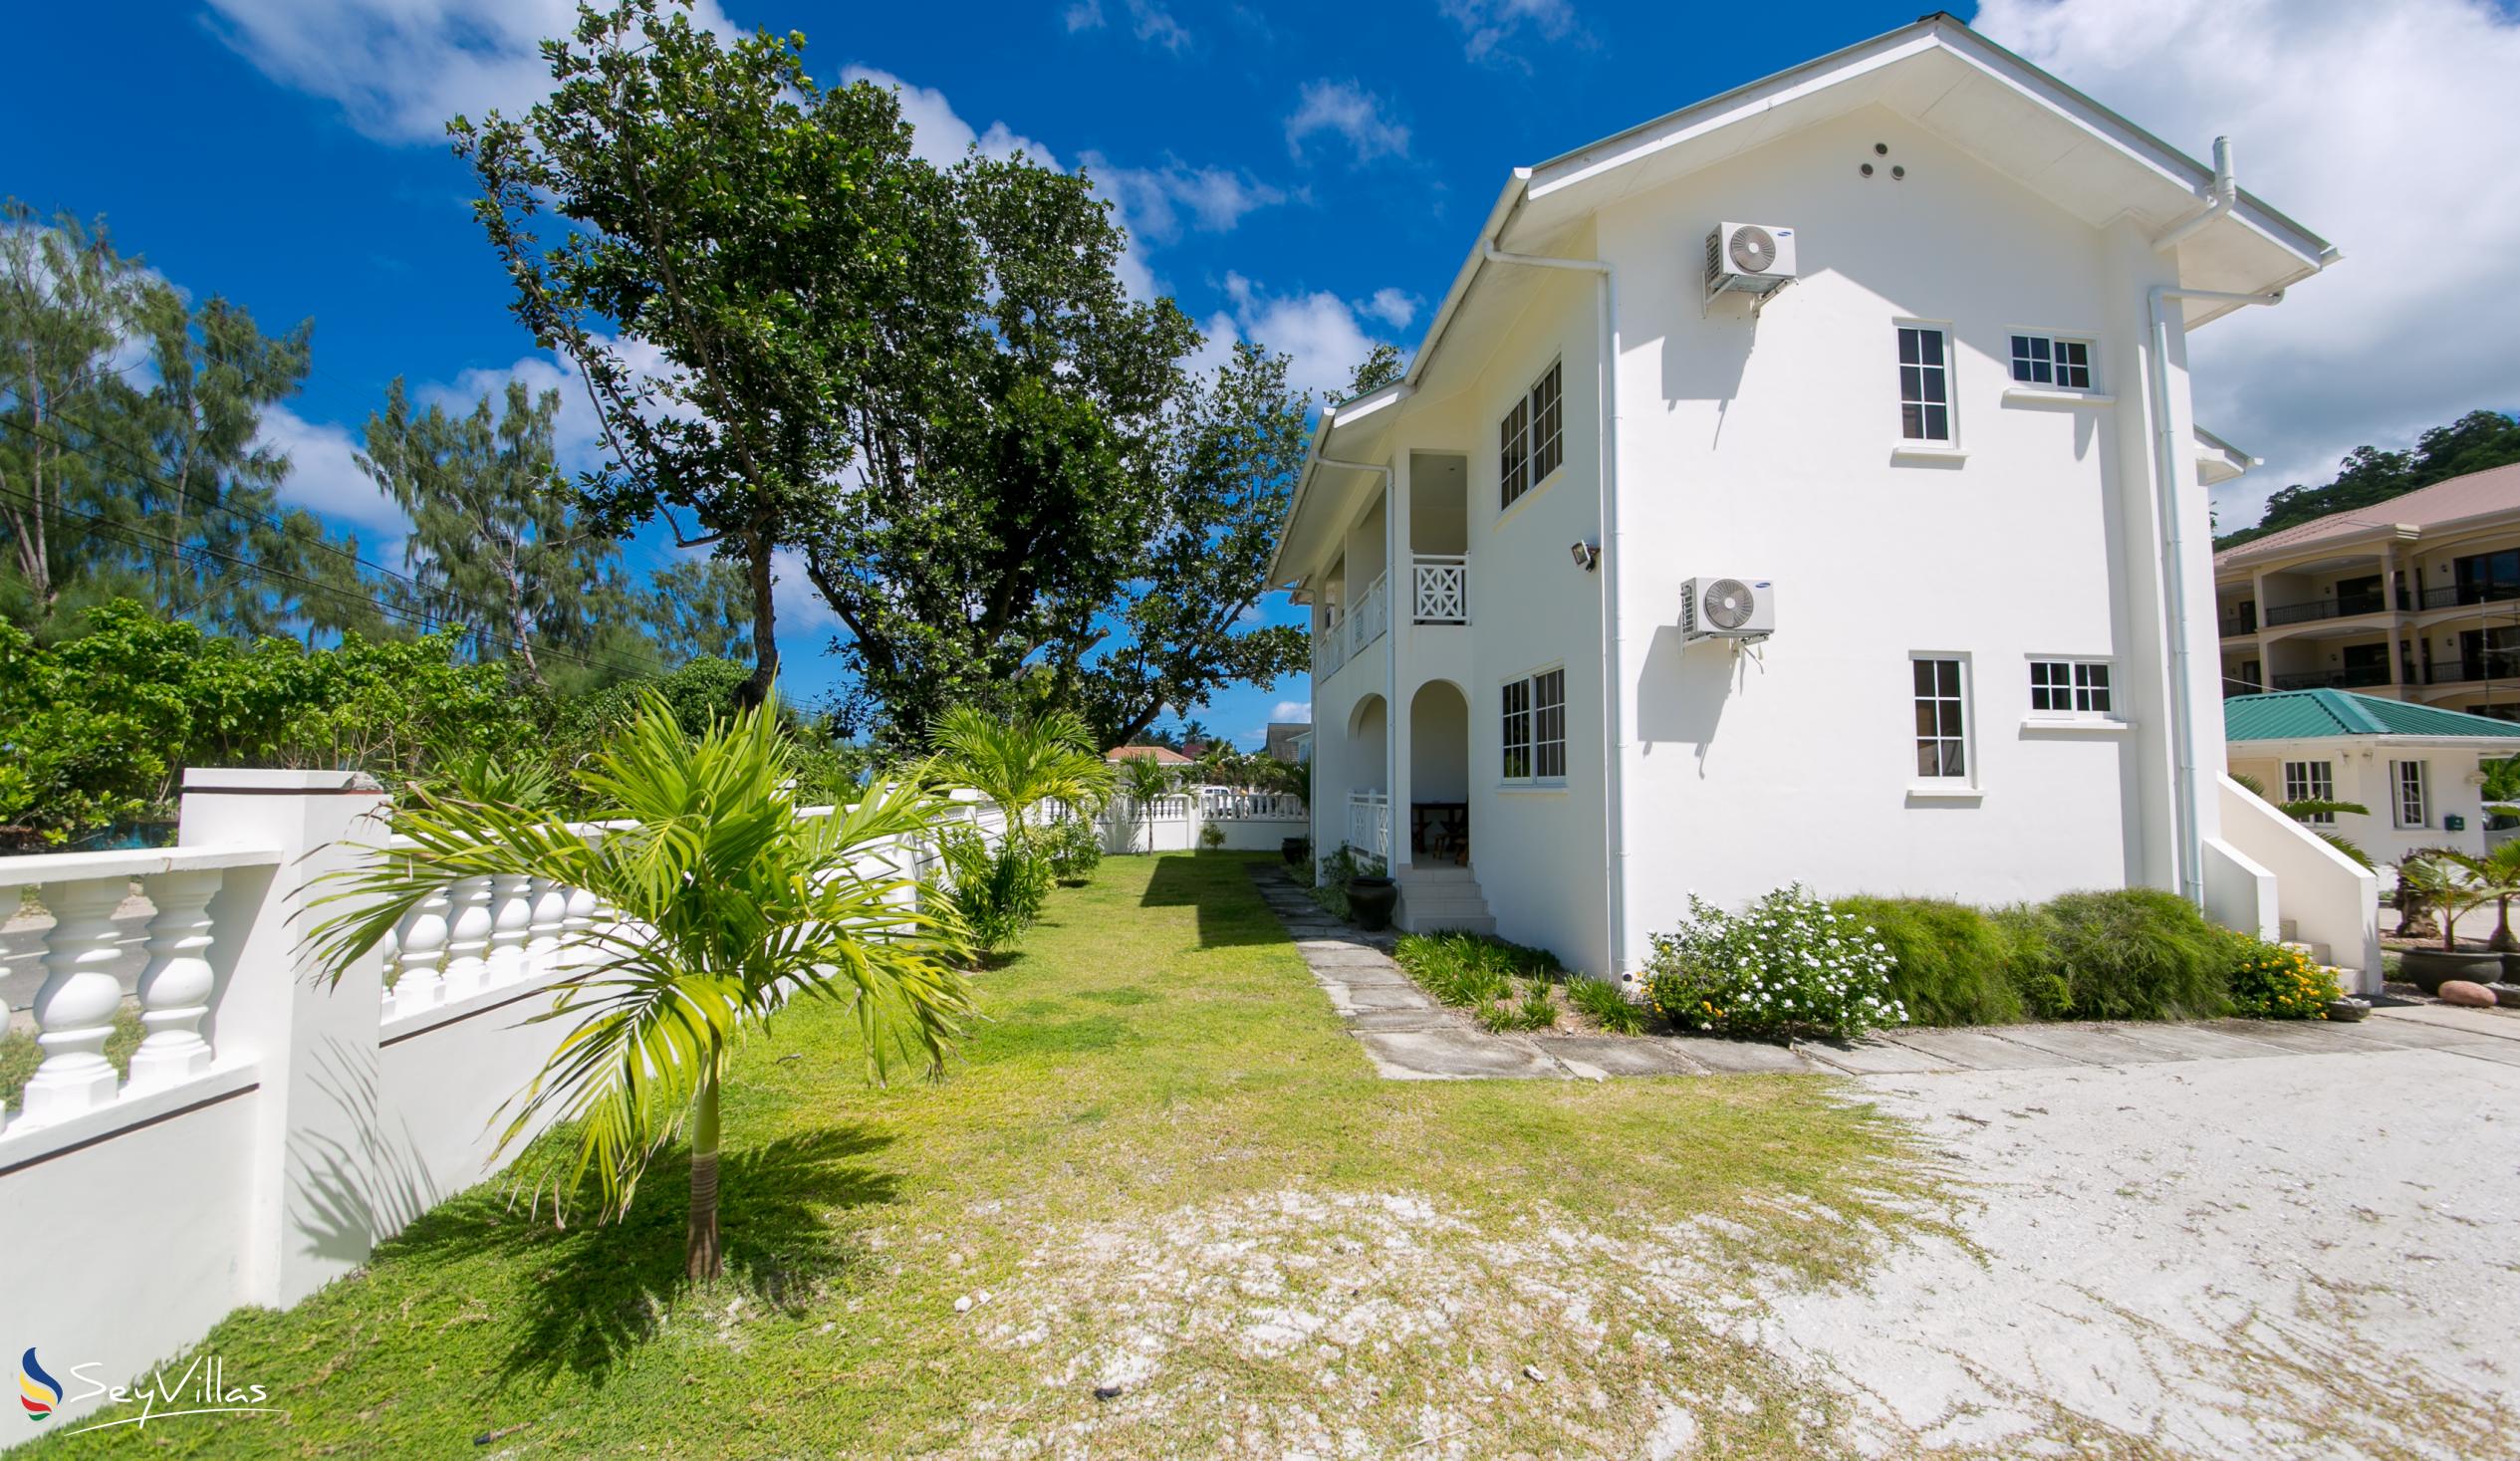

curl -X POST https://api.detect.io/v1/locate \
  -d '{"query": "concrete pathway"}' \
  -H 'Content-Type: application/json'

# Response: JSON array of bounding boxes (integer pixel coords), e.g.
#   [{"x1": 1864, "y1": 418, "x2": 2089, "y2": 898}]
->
[{"x1": 1246, "y1": 865, "x2": 2520, "y2": 1081}]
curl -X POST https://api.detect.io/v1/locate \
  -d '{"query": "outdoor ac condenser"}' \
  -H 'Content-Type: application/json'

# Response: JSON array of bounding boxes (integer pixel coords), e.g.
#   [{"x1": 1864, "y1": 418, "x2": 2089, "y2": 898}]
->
[
  {"x1": 1702, "y1": 222, "x2": 1798, "y2": 300},
  {"x1": 1679, "y1": 577, "x2": 1775, "y2": 641}
]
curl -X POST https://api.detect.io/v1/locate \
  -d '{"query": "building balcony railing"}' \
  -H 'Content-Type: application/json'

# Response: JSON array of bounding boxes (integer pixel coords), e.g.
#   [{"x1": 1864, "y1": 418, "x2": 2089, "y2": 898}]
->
[
  {"x1": 2426, "y1": 658, "x2": 2520, "y2": 687},
  {"x1": 1345, "y1": 790, "x2": 1390, "y2": 868},
  {"x1": 1309, "y1": 570, "x2": 1390, "y2": 684},
  {"x1": 2271, "y1": 666, "x2": 2394, "y2": 691},
  {"x1": 2417, "y1": 583, "x2": 2520, "y2": 611},
  {"x1": 1411, "y1": 554, "x2": 1468, "y2": 624},
  {"x1": 2262, "y1": 593, "x2": 2393, "y2": 626},
  {"x1": 2218, "y1": 612, "x2": 2257, "y2": 638}
]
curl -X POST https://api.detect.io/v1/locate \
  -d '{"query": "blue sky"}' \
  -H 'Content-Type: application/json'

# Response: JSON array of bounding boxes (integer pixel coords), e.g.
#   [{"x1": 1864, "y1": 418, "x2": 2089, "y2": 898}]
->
[{"x1": 10, "y1": 1, "x2": 2518, "y2": 745}]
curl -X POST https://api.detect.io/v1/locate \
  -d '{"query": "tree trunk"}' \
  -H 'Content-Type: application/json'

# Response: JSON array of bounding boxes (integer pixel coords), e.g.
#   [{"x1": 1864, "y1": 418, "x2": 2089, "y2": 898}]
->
[
  {"x1": 686, "y1": 1066, "x2": 723, "y2": 1283},
  {"x1": 739, "y1": 533, "x2": 779, "y2": 710}
]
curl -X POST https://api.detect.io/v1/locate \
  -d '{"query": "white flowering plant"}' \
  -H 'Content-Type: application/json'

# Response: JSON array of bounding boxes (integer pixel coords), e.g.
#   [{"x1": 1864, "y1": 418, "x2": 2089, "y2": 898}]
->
[{"x1": 1641, "y1": 885, "x2": 1908, "y2": 1042}]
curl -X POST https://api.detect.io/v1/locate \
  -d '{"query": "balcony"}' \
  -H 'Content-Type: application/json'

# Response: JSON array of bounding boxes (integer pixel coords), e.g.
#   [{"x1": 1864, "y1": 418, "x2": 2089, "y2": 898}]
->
[
  {"x1": 1311, "y1": 570, "x2": 1389, "y2": 682},
  {"x1": 1345, "y1": 790, "x2": 1390, "y2": 866},
  {"x1": 2271, "y1": 666, "x2": 2394, "y2": 691},
  {"x1": 2262, "y1": 592, "x2": 2393, "y2": 627},
  {"x1": 2418, "y1": 583, "x2": 2520, "y2": 611},
  {"x1": 2218, "y1": 611, "x2": 2257, "y2": 638},
  {"x1": 2426, "y1": 657, "x2": 2520, "y2": 687},
  {"x1": 1411, "y1": 554, "x2": 1468, "y2": 624}
]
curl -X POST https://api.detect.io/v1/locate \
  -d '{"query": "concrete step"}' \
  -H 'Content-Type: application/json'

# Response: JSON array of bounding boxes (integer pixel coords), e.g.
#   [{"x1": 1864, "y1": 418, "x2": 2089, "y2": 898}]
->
[
  {"x1": 2281, "y1": 939, "x2": 2334, "y2": 966},
  {"x1": 1400, "y1": 865, "x2": 1478, "y2": 884}
]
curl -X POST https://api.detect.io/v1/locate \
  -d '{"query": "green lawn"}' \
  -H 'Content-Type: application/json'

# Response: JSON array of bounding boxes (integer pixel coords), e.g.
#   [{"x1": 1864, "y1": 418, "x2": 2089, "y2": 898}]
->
[{"x1": 33, "y1": 853, "x2": 1940, "y2": 1458}]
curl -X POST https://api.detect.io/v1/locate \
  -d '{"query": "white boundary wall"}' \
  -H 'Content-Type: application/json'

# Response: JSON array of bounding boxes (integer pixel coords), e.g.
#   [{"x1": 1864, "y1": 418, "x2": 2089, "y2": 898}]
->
[{"x1": 0, "y1": 774, "x2": 1011, "y2": 1431}]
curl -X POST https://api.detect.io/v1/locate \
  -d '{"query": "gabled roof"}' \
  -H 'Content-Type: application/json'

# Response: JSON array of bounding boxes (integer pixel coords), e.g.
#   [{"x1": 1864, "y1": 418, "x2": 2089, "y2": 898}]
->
[
  {"x1": 2215, "y1": 462, "x2": 2520, "y2": 572},
  {"x1": 1271, "y1": 11, "x2": 2335, "y2": 588},
  {"x1": 2225, "y1": 689, "x2": 2520, "y2": 743}
]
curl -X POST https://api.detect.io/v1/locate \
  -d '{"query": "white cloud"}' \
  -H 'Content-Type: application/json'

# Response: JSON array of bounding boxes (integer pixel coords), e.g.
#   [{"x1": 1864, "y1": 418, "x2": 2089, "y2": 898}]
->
[
  {"x1": 1084, "y1": 153, "x2": 1286, "y2": 245},
  {"x1": 1439, "y1": 0, "x2": 1580, "y2": 67},
  {"x1": 1063, "y1": 0, "x2": 1105, "y2": 31},
  {"x1": 1360, "y1": 288, "x2": 1419, "y2": 330},
  {"x1": 202, "y1": 0, "x2": 738, "y2": 143},
  {"x1": 1269, "y1": 699, "x2": 1310, "y2": 722},
  {"x1": 840, "y1": 66, "x2": 1061, "y2": 170},
  {"x1": 1064, "y1": 0, "x2": 1190, "y2": 52},
  {"x1": 1201, "y1": 272, "x2": 1389, "y2": 402},
  {"x1": 1285, "y1": 80, "x2": 1410, "y2": 165},
  {"x1": 769, "y1": 548, "x2": 839, "y2": 632},
  {"x1": 1973, "y1": 0, "x2": 2520, "y2": 528},
  {"x1": 424, "y1": 334, "x2": 683, "y2": 480},
  {"x1": 260, "y1": 404, "x2": 406, "y2": 537}
]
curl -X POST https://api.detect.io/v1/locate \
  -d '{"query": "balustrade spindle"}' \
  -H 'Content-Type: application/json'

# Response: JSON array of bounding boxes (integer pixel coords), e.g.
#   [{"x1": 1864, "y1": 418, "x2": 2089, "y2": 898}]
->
[
  {"x1": 561, "y1": 882, "x2": 600, "y2": 968},
  {"x1": 21, "y1": 880, "x2": 131, "y2": 1125},
  {"x1": 126, "y1": 868, "x2": 222, "y2": 1093},
  {"x1": 527, "y1": 877, "x2": 567, "y2": 971},
  {"x1": 487, "y1": 872, "x2": 534, "y2": 983},
  {"x1": 391, "y1": 887, "x2": 450, "y2": 1017},
  {"x1": 441, "y1": 874, "x2": 495, "y2": 999}
]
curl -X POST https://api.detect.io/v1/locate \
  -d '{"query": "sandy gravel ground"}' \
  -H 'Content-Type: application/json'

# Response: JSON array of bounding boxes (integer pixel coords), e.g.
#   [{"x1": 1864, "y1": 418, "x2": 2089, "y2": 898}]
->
[{"x1": 1751, "y1": 1044, "x2": 2520, "y2": 1457}]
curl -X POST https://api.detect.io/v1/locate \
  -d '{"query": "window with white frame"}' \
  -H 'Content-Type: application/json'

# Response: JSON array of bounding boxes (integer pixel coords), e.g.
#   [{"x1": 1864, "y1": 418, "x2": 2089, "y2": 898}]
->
[
  {"x1": 2393, "y1": 759, "x2": 2428, "y2": 829},
  {"x1": 1911, "y1": 656, "x2": 1969, "y2": 781},
  {"x1": 1498, "y1": 361, "x2": 1563, "y2": 511},
  {"x1": 2009, "y1": 334, "x2": 2096, "y2": 390},
  {"x1": 1896, "y1": 326, "x2": 1952, "y2": 443},
  {"x1": 1533, "y1": 667, "x2": 1566, "y2": 779},
  {"x1": 1502, "y1": 667, "x2": 1566, "y2": 783},
  {"x1": 2283, "y1": 760, "x2": 2336, "y2": 825},
  {"x1": 1501, "y1": 677, "x2": 1532, "y2": 780},
  {"x1": 2029, "y1": 658, "x2": 2114, "y2": 717}
]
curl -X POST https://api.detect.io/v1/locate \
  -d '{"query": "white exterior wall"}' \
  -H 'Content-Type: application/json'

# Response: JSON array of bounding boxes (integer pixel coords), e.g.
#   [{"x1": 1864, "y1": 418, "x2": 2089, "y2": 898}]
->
[
  {"x1": 1597, "y1": 107, "x2": 2201, "y2": 959},
  {"x1": 2230, "y1": 741, "x2": 2509, "y2": 865}
]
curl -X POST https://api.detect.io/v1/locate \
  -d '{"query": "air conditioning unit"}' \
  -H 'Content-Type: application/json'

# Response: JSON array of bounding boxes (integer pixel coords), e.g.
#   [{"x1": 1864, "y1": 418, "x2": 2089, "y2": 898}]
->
[
  {"x1": 1703, "y1": 222, "x2": 1798, "y2": 300},
  {"x1": 1679, "y1": 577, "x2": 1775, "y2": 641}
]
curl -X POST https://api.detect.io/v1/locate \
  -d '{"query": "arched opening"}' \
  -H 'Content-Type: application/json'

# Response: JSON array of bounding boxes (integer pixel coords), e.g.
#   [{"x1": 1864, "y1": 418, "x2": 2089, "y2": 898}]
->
[
  {"x1": 1345, "y1": 693, "x2": 1390, "y2": 863},
  {"x1": 1409, "y1": 680, "x2": 1470, "y2": 865}
]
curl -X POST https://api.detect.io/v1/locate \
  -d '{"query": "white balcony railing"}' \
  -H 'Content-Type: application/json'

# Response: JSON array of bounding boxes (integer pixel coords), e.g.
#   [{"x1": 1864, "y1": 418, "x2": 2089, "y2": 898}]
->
[
  {"x1": 1346, "y1": 791, "x2": 1390, "y2": 868},
  {"x1": 1412, "y1": 554, "x2": 1468, "y2": 624},
  {"x1": 1350, "y1": 571, "x2": 1388, "y2": 664}
]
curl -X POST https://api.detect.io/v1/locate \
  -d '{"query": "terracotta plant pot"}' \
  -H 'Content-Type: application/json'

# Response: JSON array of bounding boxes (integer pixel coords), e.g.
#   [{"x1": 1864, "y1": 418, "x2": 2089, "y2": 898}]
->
[
  {"x1": 2400, "y1": 947, "x2": 2502, "y2": 995},
  {"x1": 1346, "y1": 875, "x2": 1398, "y2": 931},
  {"x1": 1282, "y1": 836, "x2": 1310, "y2": 866}
]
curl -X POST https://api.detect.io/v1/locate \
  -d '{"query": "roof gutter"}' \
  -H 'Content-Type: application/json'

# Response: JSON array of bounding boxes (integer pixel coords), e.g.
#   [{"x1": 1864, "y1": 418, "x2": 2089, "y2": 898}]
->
[
  {"x1": 1478, "y1": 241, "x2": 1630, "y2": 980},
  {"x1": 2150, "y1": 135, "x2": 2237, "y2": 253}
]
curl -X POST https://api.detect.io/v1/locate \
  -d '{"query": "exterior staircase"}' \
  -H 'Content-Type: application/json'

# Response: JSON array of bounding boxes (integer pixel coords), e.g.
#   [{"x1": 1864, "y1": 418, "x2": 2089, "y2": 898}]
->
[{"x1": 1396, "y1": 864, "x2": 1496, "y2": 935}]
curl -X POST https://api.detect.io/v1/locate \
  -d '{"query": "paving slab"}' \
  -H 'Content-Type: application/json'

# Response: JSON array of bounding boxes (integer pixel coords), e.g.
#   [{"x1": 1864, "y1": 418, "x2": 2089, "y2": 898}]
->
[
  {"x1": 2369, "y1": 1004, "x2": 2520, "y2": 1043},
  {"x1": 1345, "y1": 1007, "x2": 1458, "y2": 1034},
  {"x1": 1799, "y1": 1039, "x2": 1958, "y2": 1075},
  {"x1": 1975, "y1": 1023, "x2": 2187, "y2": 1066},
  {"x1": 1355, "y1": 1030, "x2": 1567, "y2": 1081},
  {"x1": 2444, "y1": 1040, "x2": 2520, "y2": 1068},
  {"x1": 1670, "y1": 1038, "x2": 1826, "y2": 1075},
  {"x1": 1332, "y1": 981, "x2": 1440, "y2": 1014},
  {"x1": 1299, "y1": 944, "x2": 1402, "y2": 972},
  {"x1": 2201, "y1": 1018, "x2": 2376, "y2": 1055},
  {"x1": 2098, "y1": 1022, "x2": 2289, "y2": 1062},
  {"x1": 1308, "y1": 960, "x2": 1415, "y2": 988},
  {"x1": 1532, "y1": 1035, "x2": 1708, "y2": 1079},
  {"x1": 2325, "y1": 1015, "x2": 2495, "y2": 1051},
  {"x1": 1883, "y1": 1027, "x2": 2091, "y2": 1071}
]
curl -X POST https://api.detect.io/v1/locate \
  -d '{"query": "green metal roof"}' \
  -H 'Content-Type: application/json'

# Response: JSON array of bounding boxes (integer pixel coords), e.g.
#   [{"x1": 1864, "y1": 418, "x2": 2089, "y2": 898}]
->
[{"x1": 2225, "y1": 689, "x2": 2520, "y2": 742}]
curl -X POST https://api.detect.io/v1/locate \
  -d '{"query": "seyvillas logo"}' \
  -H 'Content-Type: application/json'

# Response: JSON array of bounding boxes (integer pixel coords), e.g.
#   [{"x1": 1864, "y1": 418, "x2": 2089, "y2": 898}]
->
[
  {"x1": 13, "y1": 1348, "x2": 285, "y2": 1435},
  {"x1": 20, "y1": 1349, "x2": 62, "y2": 1421}
]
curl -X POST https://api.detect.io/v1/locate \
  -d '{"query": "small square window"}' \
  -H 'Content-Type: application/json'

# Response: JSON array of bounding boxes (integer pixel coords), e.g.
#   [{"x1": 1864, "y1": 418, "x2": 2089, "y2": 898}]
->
[
  {"x1": 2030, "y1": 658, "x2": 2114, "y2": 717},
  {"x1": 2012, "y1": 334, "x2": 2097, "y2": 391},
  {"x1": 1897, "y1": 326, "x2": 1952, "y2": 442}
]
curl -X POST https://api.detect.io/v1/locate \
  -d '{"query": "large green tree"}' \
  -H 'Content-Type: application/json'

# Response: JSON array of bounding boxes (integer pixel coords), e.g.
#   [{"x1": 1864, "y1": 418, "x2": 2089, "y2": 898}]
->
[
  {"x1": 453, "y1": 0, "x2": 958, "y2": 707},
  {"x1": 2217, "y1": 409, "x2": 2520, "y2": 549},
  {"x1": 1, "y1": 202, "x2": 380, "y2": 639}
]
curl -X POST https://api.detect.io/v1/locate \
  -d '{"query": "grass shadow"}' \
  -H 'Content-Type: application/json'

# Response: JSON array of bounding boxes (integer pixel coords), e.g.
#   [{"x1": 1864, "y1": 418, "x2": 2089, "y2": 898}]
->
[
  {"x1": 383, "y1": 1124, "x2": 898, "y2": 1388},
  {"x1": 1138, "y1": 852, "x2": 1293, "y2": 949}
]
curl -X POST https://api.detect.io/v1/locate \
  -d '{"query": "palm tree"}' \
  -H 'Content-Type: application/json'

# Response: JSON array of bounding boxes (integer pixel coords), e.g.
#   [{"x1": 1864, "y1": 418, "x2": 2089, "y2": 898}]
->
[
  {"x1": 2394, "y1": 850, "x2": 2512, "y2": 952},
  {"x1": 1120, "y1": 753, "x2": 1175, "y2": 852},
  {"x1": 2480, "y1": 837, "x2": 2520, "y2": 950},
  {"x1": 2230, "y1": 772, "x2": 2373, "y2": 867},
  {"x1": 311, "y1": 692, "x2": 974, "y2": 1282},
  {"x1": 927, "y1": 706, "x2": 1114, "y2": 845}
]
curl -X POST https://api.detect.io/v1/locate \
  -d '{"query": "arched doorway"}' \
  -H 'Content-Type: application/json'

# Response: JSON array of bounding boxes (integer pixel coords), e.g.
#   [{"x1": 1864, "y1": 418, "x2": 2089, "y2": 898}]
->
[
  {"x1": 1345, "y1": 693, "x2": 1389, "y2": 863},
  {"x1": 1409, "y1": 680, "x2": 1470, "y2": 866}
]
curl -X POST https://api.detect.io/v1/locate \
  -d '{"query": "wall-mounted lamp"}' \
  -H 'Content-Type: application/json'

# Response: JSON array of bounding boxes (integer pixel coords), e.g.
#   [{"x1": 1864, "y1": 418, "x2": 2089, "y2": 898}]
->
[{"x1": 1570, "y1": 540, "x2": 1601, "y2": 573}]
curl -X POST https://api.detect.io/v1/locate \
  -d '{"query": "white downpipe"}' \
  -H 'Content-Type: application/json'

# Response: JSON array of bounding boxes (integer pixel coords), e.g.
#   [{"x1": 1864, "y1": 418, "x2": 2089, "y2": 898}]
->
[
  {"x1": 1480, "y1": 244, "x2": 1627, "y2": 977},
  {"x1": 2151, "y1": 136, "x2": 2237, "y2": 253},
  {"x1": 1317, "y1": 439, "x2": 1396, "y2": 869},
  {"x1": 2147, "y1": 279, "x2": 2283, "y2": 906}
]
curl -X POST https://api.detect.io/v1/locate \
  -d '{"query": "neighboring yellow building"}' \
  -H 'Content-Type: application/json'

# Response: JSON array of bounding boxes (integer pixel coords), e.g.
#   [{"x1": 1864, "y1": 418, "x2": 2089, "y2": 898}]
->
[{"x1": 2215, "y1": 461, "x2": 2520, "y2": 720}]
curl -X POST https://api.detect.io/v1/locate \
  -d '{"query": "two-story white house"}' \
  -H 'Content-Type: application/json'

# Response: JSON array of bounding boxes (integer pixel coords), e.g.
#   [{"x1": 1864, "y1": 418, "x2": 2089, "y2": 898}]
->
[{"x1": 1271, "y1": 14, "x2": 2368, "y2": 982}]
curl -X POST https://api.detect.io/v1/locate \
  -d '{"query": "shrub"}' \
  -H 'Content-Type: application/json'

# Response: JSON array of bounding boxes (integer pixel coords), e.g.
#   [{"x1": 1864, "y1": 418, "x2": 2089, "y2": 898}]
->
[
  {"x1": 1308, "y1": 848, "x2": 1363, "y2": 920},
  {"x1": 940, "y1": 827, "x2": 1052, "y2": 955},
  {"x1": 2007, "y1": 888, "x2": 2234, "y2": 1021},
  {"x1": 1642, "y1": 886, "x2": 1905, "y2": 1042},
  {"x1": 1567, "y1": 975, "x2": 1646, "y2": 1035},
  {"x1": 1197, "y1": 821, "x2": 1226, "y2": 851},
  {"x1": 1395, "y1": 931, "x2": 1565, "y2": 1028},
  {"x1": 2228, "y1": 938, "x2": 2343, "y2": 1019},
  {"x1": 1831, "y1": 895, "x2": 2027, "y2": 1027},
  {"x1": 1045, "y1": 813, "x2": 1103, "y2": 883}
]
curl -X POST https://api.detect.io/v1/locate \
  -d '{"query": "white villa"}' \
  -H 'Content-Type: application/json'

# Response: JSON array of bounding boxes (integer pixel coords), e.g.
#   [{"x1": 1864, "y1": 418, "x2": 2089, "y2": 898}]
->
[{"x1": 1271, "y1": 14, "x2": 2373, "y2": 982}]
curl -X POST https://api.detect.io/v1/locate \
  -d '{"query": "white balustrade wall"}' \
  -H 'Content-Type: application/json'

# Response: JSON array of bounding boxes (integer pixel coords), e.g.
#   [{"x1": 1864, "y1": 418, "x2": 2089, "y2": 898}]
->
[{"x1": 0, "y1": 772, "x2": 1010, "y2": 1430}]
